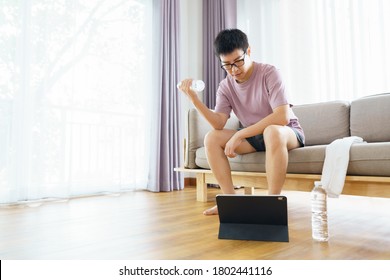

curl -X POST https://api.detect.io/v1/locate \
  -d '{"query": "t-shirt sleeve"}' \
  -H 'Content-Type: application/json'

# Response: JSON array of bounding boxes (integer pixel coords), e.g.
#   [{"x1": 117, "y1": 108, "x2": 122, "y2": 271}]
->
[
  {"x1": 265, "y1": 67, "x2": 290, "y2": 109},
  {"x1": 214, "y1": 81, "x2": 232, "y2": 117}
]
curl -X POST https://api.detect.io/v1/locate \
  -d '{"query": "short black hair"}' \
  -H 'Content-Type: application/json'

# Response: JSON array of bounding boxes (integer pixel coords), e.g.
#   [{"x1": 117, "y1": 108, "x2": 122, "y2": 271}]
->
[{"x1": 214, "y1": 29, "x2": 249, "y2": 56}]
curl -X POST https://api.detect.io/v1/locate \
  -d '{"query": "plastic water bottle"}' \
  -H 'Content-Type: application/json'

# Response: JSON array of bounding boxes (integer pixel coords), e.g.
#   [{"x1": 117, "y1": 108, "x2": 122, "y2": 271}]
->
[
  {"x1": 177, "y1": 80, "x2": 205, "y2": 91},
  {"x1": 311, "y1": 181, "x2": 329, "y2": 242}
]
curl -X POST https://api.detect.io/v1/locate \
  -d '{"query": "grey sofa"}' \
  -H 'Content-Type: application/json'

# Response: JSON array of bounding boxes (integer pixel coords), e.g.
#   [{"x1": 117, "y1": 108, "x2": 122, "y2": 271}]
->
[{"x1": 177, "y1": 93, "x2": 390, "y2": 201}]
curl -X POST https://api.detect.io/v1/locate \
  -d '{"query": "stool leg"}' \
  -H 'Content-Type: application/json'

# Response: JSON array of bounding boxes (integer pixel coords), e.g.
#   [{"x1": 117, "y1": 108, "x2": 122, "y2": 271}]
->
[{"x1": 196, "y1": 173, "x2": 208, "y2": 202}]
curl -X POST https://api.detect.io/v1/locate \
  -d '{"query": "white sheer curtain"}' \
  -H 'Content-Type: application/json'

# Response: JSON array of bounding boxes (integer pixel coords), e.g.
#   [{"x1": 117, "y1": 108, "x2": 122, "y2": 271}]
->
[
  {"x1": 238, "y1": 0, "x2": 390, "y2": 104},
  {"x1": 0, "y1": 0, "x2": 153, "y2": 204}
]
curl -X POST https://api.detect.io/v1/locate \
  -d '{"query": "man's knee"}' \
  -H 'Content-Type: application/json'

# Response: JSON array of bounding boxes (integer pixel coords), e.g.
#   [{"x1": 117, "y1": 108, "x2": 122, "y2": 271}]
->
[
  {"x1": 204, "y1": 130, "x2": 222, "y2": 148},
  {"x1": 263, "y1": 125, "x2": 286, "y2": 148}
]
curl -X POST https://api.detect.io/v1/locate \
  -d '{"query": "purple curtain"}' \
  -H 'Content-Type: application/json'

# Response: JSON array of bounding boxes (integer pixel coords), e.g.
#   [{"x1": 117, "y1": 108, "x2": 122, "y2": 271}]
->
[
  {"x1": 203, "y1": 0, "x2": 237, "y2": 109},
  {"x1": 148, "y1": 0, "x2": 183, "y2": 192}
]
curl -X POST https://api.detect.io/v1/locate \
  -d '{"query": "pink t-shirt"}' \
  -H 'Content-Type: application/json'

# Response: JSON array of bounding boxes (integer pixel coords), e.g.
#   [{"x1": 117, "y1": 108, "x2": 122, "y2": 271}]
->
[{"x1": 214, "y1": 62, "x2": 304, "y2": 139}]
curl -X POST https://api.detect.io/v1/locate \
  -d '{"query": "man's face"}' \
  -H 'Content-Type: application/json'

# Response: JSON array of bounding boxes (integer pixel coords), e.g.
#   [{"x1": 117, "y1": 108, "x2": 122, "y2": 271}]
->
[{"x1": 219, "y1": 48, "x2": 251, "y2": 83}]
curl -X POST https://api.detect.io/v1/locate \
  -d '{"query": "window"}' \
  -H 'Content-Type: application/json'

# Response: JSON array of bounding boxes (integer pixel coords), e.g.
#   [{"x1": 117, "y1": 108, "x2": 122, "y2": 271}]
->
[{"x1": 0, "y1": 0, "x2": 152, "y2": 203}]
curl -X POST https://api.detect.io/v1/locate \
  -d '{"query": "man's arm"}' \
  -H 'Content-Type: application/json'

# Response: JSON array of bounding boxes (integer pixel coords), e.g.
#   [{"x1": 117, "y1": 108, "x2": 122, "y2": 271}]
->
[
  {"x1": 178, "y1": 79, "x2": 228, "y2": 130},
  {"x1": 236, "y1": 104, "x2": 290, "y2": 138},
  {"x1": 223, "y1": 104, "x2": 290, "y2": 158}
]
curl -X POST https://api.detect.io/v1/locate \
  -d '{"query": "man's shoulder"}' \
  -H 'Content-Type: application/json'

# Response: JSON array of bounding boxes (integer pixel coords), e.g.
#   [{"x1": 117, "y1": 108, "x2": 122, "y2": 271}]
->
[
  {"x1": 253, "y1": 62, "x2": 283, "y2": 83},
  {"x1": 216, "y1": 76, "x2": 234, "y2": 99},
  {"x1": 218, "y1": 76, "x2": 230, "y2": 90},
  {"x1": 254, "y1": 62, "x2": 278, "y2": 74}
]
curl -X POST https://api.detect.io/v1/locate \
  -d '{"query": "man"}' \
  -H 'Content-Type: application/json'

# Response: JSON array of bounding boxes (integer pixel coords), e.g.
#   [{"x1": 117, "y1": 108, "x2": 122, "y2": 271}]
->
[{"x1": 178, "y1": 29, "x2": 305, "y2": 215}]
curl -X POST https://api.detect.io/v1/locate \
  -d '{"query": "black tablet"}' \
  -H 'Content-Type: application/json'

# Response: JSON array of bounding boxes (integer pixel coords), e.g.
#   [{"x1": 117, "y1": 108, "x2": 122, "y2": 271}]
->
[{"x1": 216, "y1": 194, "x2": 289, "y2": 242}]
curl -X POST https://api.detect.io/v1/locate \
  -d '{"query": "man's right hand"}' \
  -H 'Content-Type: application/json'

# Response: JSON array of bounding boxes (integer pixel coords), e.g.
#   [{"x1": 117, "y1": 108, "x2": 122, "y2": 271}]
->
[
  {"x1": 178, "y1": 78, "x2": 228, "y2": 130},
  {"x1": 177, "y1": 78, "x2": 198, "y2": 101}
]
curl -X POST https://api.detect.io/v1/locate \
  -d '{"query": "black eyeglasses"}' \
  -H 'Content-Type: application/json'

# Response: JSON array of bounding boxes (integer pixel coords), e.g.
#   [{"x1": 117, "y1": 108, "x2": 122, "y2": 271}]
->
[{"x1": 220, "y1": 53, "x2": 246, "y2": 70}]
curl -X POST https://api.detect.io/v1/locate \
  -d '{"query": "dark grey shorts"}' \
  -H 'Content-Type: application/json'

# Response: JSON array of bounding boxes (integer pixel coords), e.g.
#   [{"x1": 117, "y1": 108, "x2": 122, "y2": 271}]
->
[{"x1": 240, "y1": 127, "x2": 305, "y2": 152}]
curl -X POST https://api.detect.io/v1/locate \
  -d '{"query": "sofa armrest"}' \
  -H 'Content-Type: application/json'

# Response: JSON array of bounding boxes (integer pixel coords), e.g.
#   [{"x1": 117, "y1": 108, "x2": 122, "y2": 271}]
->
[{"x1": 184, "y1": 108, "x2": 240, "y2": 168}]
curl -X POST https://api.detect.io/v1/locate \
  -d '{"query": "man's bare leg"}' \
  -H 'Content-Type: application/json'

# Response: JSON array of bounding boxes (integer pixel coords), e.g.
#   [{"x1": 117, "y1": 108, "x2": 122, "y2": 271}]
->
[
  {"x1": 203, "y1": 129, "x2": 256, "y2": 215},
  {"x1": 263, "y1": 125, "x2": 300, "y2": 194}
]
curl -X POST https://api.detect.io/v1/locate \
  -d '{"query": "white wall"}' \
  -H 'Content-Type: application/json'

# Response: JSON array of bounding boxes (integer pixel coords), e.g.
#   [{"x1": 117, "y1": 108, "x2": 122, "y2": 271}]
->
[{"x1": 179, "y1": 0, "x2": 203, "y2": 178}]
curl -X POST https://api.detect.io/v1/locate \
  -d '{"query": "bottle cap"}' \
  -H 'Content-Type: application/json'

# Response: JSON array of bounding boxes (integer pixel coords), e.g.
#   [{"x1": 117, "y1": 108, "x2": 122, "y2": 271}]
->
[
  {"x1": 176, "y1": 80, "x2": 205, "y2": 91},
  {"x1": 193, "y1": 80, "x2": 205, "y2": 91}
]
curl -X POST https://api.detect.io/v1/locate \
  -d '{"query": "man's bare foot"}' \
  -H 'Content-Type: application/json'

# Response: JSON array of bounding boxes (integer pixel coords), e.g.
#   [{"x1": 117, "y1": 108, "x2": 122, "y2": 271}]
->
[{"x1": 203, "y1": 205, "x2": 218, "y2": 215}]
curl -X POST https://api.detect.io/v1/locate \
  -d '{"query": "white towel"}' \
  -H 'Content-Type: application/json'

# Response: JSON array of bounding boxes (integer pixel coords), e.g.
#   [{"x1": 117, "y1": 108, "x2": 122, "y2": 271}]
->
[{"x1": 321, "y1": 136, "x2": 364, "y2": 198}]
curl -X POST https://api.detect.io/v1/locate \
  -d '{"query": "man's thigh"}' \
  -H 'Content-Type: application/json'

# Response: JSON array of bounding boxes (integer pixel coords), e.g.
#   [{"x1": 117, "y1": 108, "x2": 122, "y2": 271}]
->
[{"x1": 207, "y1": 129, "x2": 256, "y2": 155}]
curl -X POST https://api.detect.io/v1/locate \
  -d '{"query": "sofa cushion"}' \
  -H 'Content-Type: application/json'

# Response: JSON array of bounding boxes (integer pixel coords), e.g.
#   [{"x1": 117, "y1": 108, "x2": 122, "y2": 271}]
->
[
  {"x1": 287, "y1": 145, "x2": 326, "y2": 174},
  {"x1": 348, "y1": 142, "x2": 390, "y2": 176},
  {"x1": 196, "y1": 147, "x2": 266, "y2": 172},
  {"x1": 292, "y1": 101, "x2": 350, "y2": 146},
  {"x1": 350, "y1": 93, "x2": 390, "y2": 142},
  {"x1": 195, "y1": 142, "x2": 390, "y2": 176},
  {"x1": 195, "y1": 145, "x2": 326, "y2": 174}
]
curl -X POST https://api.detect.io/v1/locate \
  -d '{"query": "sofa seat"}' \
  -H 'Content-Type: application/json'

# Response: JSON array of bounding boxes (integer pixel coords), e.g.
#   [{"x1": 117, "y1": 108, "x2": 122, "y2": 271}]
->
[{"x1": 195, "y1": 142, "x2": 390, "y2": 176}]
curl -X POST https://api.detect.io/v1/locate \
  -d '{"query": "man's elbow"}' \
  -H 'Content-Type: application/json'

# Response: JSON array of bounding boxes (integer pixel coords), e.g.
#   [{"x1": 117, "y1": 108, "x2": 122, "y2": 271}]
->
[
  {"x1": 212, "y1": 114, "x2": 227, "y2": 130},
  {"x1": 213, "y1": 124, "x2": 225, "y2": 130},
  {"x1": 273, "y1": 106, "x2": 290, "y2": 126},
  {"x1": 279, "y1": 115, "x2": 290, "y2": 126}
]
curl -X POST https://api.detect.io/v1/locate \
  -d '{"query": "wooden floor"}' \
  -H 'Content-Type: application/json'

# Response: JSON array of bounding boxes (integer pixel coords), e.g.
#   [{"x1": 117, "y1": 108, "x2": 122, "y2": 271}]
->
[{"x1": 0, "y1": 187, "x2": 389, "y2": 260}]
